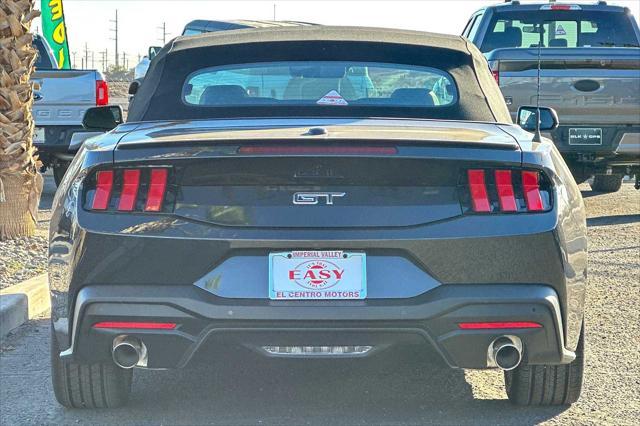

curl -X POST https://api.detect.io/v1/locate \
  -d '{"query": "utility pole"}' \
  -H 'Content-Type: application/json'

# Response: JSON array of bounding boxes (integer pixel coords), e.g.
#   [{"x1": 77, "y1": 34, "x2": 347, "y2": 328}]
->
[
  {"x1": 100, "y1": 50, "x2": 106, "y2": 71},
  {"x1": 71, "y1": 51, "x2": 77, "y2": 68},
  {"x1": 273, "y1": 4, "x2": 276, "y2": 20},
  {"x1": 110, "y1": 9, "x2": 119, "y2": 67},
  {"x1": 122, "y1": 52, "x2": 127, "y2": 69},
  {"x1": 91, "y1": 51, "x2": 95, "y2": 69},
  {"x1": 84, "y1": 42, "x2": 89, "y2": 70},
  {"x1": 158, "y1": 22, "x2": 168, "y2": 45}
]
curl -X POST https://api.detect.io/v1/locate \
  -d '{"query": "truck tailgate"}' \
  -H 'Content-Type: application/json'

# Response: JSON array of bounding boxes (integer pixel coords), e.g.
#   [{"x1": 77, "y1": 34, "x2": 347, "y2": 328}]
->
[
  {"x1": 490, "y1": 47, "x2": 640, "y2": 125},
  {"x1": 31, "y1": 70, "x2": 98, "y2": 126}
]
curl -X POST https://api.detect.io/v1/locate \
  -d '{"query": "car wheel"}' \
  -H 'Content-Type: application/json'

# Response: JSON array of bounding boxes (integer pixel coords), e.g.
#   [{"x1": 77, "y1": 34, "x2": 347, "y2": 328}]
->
[
  {"x1": 591, "y1": 174, "x2": 622, "y2": 193},
  {"x1": 52, "y1": 163, "x2": 69, "y2": 187},
  {"x1": 51, "y1": 326, "x2": 132, "y2": 408},
  {"x1": 504, "y1": 325, "x2": 584, "y2": 406}
]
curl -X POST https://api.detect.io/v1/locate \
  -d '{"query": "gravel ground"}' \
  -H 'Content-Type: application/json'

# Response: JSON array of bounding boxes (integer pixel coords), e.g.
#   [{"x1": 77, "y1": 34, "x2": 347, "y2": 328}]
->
[
  {"x1": 0, "y1": 172, "x2": 53, "y2": 289},
  {"x1": 0, "y1": 177, "x2": 638, "y2": 425}
]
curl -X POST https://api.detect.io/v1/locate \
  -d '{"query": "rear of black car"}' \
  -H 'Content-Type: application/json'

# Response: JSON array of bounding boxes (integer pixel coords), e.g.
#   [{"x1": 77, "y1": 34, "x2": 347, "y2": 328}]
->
[{"x1": 49, "y1": 27, "x2": 587, "y2": 409}]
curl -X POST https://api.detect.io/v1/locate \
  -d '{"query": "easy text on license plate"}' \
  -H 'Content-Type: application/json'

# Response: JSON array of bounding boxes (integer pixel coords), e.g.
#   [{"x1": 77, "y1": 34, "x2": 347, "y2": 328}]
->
[{"x1": 269, "y1": 251, "x2": 366, "y2": 300}]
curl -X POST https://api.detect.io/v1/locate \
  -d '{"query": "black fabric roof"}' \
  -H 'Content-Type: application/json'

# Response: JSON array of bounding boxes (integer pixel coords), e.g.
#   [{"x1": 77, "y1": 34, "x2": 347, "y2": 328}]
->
[
  {"x1": 128, "y1": 26, "x2": 512, "y2": 124},
  {"x1": 170, "y1": 26, "x2": 471, "y2": 53}
]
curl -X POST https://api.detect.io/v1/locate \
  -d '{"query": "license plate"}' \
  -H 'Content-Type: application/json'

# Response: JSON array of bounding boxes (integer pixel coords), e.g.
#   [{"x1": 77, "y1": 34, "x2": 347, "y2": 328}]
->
[
  {"x1": 569, "y1": 128, "x2": 602, "y2": 145},
  {"x1": 269, "y1": 251, "x2": 366, "y2": 300},
  {"x1": 33, "y1": 127, "x2": 45, "y2": 144}
]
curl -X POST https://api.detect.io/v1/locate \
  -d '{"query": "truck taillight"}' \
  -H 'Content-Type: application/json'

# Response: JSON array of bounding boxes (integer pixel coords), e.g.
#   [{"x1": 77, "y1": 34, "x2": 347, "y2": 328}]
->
[
  {"x1": 86, "y1": 167, "x2": 174, "y2": 212},
  {"x1": 96, "y1": 80, "x2": 109, "y2": 106},
  {"x1": 488, "y1": 60, "x2": 500, "y2": 85},
  {"x1": 461, "y1": 169, "x2": 552, "y2": 214}
]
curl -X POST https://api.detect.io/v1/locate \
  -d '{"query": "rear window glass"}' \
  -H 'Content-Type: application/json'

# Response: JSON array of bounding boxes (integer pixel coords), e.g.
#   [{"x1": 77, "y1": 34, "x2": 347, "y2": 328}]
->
[
  {"x1": 182, "y1": 61, "x2": 457, "y2": 108},
  {"x1": 481, "y1": 10, "x2": 639, "y2": 51}
]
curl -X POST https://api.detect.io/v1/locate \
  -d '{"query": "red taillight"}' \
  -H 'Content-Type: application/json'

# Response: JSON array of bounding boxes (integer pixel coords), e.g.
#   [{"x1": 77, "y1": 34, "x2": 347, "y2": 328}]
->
[
  {"x1": 467, "y1": 169, "x2": 491, "y2": 212},
  {"x1": 91, "y1": 170, "x2": 114, "y2": 210},
  {"x1": 458, "y1": 321, "x2": 543, "y2": 330},
  {"x1": 494, "y1": 170, "x2": 517, "y2": 212},
  {"x1": 522, "y1": 171, "x2": 544, "y2": 211},
  {"x1": 488, "y1": 60, "x2": 500, "y2": 85},
  {"x1": 238, "y1": 146, "x2": 398, "y2": 155},
  {"x1": 93, "y1": 321, "x2": 177, "y2": 330},
  {"x1": 96, "y1": 80, "x2": 109, "y2": 106},
  {"x1": 144, "y1": 168, "x2": 168, "y2": 212},
  {"x1": 88, "y1": 167, "x2": 172, "y2": 212},
  {"x1": 117, "y1": 169, "x2": 141, "y2": 211},
  {"x1": 463, "y1": 168, "x2": 549, "y2": 213}
]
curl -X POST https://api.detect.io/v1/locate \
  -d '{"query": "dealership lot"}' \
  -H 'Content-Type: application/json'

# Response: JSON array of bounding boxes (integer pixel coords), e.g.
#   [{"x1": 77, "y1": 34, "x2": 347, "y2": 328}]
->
[{"x1": 1, "y1": 176, "x2": 638, "y2": 425}]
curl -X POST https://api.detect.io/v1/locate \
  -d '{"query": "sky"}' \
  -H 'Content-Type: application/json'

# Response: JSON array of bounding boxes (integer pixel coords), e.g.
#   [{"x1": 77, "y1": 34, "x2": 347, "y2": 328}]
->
[{"x1": 31, "y1": 0, "x2": 640, "y2": 69}]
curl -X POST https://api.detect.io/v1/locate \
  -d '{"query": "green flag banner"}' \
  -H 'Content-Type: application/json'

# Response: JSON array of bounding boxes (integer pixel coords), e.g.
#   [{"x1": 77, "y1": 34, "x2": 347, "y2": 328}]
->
[{"x1": 40, "y1": 0, "x2": 71, "y2": 69}]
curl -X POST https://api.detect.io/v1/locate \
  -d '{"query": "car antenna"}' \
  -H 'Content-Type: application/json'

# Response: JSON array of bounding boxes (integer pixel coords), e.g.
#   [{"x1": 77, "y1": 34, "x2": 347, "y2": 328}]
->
[{"x1": 532, "y1": 23, "x2": 543, "y2": 143}]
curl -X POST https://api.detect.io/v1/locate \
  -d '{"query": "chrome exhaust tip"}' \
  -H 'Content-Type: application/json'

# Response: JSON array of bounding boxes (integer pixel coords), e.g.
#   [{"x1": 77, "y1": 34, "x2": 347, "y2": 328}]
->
[
  {"x1": 112, "y1": 335, "x2": 147, "y2": 369},
  {"x1": 487, "y1": 335, "x2": 523, "y2": 371}
]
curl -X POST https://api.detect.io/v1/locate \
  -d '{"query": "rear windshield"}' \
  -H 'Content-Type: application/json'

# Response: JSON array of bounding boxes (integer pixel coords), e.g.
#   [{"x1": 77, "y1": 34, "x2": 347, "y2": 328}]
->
[
  {"x1": 182, "y1": 61, "x2": 457, "y2": 108},
  {"x1": 481, "y1": 10, "x2": 639, "y2": 52}
]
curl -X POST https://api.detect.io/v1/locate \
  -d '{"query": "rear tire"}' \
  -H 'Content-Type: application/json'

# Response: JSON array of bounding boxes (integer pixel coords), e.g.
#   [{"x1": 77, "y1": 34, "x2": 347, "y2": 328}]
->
[
  {"x1": 504, "y1": 325, "x2": 584, "y2": 406},
  {"x1": 51, "y1": 326, "x2": 132, "y2": 408},
  {"x1": 591, "y1": 174, "x2": 622, "y2": 193},
  {"x1": 52, "y1": 163, "x2": 69, "y2": 187}
]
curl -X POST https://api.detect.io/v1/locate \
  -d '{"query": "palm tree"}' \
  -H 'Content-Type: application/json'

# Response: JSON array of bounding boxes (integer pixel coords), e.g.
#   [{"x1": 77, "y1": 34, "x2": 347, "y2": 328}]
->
[{"x1": 0, "y1": 0, "x2": 43, "y2": 240}]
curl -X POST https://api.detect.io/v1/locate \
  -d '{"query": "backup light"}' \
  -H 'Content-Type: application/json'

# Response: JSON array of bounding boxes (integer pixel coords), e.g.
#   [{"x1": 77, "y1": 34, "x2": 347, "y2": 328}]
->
[{"x1": 262, "y1": 345, "x2": 373, "y2": 356}]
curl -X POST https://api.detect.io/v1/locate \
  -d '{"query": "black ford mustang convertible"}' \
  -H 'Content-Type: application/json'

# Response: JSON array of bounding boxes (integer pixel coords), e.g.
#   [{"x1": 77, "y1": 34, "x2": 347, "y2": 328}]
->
[{"x1": 49, "y1": 27, "x2": 587, "y2": 408}]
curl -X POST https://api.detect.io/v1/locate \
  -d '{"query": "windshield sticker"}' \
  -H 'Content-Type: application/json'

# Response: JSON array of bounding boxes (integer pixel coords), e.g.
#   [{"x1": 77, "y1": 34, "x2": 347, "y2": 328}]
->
[
  {"x1": 555, "y1": 25, "x2": 567, "y2": 36},
  {"x1": 317, "y1": 90, "x2": 348, "y2": 106}
]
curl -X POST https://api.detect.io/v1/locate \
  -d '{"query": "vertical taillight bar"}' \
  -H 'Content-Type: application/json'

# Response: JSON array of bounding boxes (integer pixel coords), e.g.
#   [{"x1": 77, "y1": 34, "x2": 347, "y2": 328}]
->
[
  {"x1": 494, "y1": 170, "x2": 517, "y2": 212},
  {"x1": 144, "y1": 168, "x2": 168, "y2": 212},
  {"x1": 522, "y1": 171, "x2": 544, "y2": 211},
  {"x1": 96, "y1": 80, "x2": 109, "y2": 106},
  {"x1": 92, "y1": 170, "x2": 114, "y2": 210},
  {"x1": 467, "y1": 169, "x2": 491, "y2": 212},
  {"x1": 117, "y1": 169, "x2": 141, "y2": 211}
]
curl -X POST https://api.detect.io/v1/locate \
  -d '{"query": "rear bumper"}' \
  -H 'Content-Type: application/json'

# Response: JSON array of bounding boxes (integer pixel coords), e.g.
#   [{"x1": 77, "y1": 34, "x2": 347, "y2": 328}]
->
[
  {"x1": 58, "y1": 284, "x2": 575, "y2": 370},
  {"x1": 548, "y1": 126, "x2": 640, "y2": 167}
]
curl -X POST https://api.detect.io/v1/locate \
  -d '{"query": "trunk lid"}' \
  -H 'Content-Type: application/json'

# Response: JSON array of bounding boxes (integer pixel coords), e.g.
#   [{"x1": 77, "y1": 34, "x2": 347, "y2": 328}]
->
[{"x1": 113, "y1": 119, "x2": 522, "y2": 228}]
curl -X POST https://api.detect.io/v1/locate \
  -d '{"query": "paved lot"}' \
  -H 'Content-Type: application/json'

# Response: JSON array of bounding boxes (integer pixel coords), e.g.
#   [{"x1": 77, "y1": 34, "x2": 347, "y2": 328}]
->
[{"x1": 0, "y1": 178, "x2": 638, "y2": 425}]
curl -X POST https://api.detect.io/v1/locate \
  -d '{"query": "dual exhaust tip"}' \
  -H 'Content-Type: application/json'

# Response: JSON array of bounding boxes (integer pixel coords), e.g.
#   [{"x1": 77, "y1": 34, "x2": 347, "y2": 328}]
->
[
  {"x1": 488, "y1": 335, "x2": 523, "y2": 371},
  {"x1": 112, "y1": 334, "x2": 523, "y2": 371},
  {"x1": 112, "y1": 335, "x2": 147, "y2": 369}
]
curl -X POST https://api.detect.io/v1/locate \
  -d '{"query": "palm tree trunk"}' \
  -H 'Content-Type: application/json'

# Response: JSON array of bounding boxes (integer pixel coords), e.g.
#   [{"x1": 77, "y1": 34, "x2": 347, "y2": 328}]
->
[{"x1": 0, "y1": 0, "x2": 43, "y2": 240}]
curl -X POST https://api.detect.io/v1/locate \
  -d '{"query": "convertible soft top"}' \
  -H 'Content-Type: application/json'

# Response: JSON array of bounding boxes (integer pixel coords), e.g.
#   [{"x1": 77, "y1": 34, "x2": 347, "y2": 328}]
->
[{"x1": 128, "y1": 26, "x2": 511, "y2": 123}]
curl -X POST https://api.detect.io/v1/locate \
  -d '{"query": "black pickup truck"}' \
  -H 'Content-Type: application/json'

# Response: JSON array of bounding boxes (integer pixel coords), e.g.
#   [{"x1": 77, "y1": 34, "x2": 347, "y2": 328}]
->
[{"x1": 463, "y1": 1, "x2": 640, "y2": 191}]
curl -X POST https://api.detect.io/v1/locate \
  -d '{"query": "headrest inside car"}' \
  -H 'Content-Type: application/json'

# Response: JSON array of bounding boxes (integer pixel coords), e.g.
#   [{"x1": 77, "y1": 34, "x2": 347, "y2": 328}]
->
[{"x1": 200, "y1": 85, "x2": 248, "y2": 105}]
